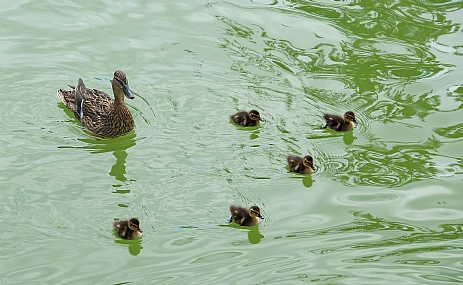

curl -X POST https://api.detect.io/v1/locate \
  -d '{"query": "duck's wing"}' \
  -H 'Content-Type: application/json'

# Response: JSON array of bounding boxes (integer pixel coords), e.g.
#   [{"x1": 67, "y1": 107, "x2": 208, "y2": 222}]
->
[
  {"x1": 113, "y1": 220, "x2": 129, "y2": 239},
  {"x1": 229, "y1": 205, "x2": 250, "y2": 225},
  {"x1": 75, "y1": 78, "x2": 86, "y2": 119},
  {"x1": 79, "y1": 88, "x2": 113, "y2": 121},
  {"x1": 230, "y1": 111, "x2": 250, "y2": 126},
  {"x1": 287, "y1": 155, "x2": 303, "y2": 173},
  {"x1": 323, "y1": 113, "x2": 343, "y2": 131},
  {"x1": 57, "y1": 79, "x2": 113, "y2": 121}
]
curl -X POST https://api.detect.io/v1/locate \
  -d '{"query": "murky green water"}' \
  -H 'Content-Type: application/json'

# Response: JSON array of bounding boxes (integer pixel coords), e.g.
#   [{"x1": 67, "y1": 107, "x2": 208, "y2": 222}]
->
[{"x1": 1, "y1": 0, "x2": 463, "y2": 284}]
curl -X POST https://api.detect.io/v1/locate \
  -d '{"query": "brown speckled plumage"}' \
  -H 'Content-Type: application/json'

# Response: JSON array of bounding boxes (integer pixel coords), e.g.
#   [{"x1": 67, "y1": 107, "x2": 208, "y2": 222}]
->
[
  {"x1": 229, "y1": 205, "x2": 263, "y2": 226},
  {"x1": 230, "y1": 110, "x2": 262, "y2": 126},
  {"x1": 113, "y1": 218, "x2": 143, "y2": 240},
  {"x1": 322, "y1": 111, "x2": 356, "y2": 131},
  {"x1": 57, "y1": 70, "x2": 135, "y2": 137},
  {"x1": 287, "y1": 155, "x2": 315, "y2": 174}
]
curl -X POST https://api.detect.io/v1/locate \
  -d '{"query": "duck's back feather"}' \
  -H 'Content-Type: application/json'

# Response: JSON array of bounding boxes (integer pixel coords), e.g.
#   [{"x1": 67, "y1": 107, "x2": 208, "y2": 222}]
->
[
  {"x1": 323, "y1": 113, "x2": 344, "y2": 131},
  {"x1": 287, "y1": 155, "x2": 303, "y2": 173},
  {"x1": 230, "y1": 111, "x2": 256, "y2": 126}
]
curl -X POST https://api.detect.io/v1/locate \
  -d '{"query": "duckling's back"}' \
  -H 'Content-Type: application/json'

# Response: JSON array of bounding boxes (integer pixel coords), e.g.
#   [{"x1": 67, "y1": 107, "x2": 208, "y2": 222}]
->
[
  {"x1": 323, "y1": 113, "x2": 344, "y2": 130},
  {"x1": 230, "y1": 111, "x2": 253, "y2": 126},
  {"x1": 287, "y1": 156, "x2": 303, "y2": 172}
]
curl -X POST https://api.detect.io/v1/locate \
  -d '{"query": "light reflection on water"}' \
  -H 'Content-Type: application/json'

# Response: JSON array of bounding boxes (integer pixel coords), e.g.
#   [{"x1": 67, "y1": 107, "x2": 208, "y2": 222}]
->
[{"x1": 1, "y1": 0, "x2": 463, "y2": 284}]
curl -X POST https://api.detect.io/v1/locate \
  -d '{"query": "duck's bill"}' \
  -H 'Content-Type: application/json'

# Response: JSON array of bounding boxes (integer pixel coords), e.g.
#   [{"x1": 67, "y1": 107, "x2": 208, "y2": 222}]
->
[
  {"x1": 123, "y1": 84, "x2": 135, "y2": 100},
  {"x1": 311, "y1": 165, "x2": 316, "y2": 171},
  {"x1": 259, "y1": 118, "x2": 263, "y2": 122},
  {"x1": 258, "y1": 214, "x2": 264, "y2": 219},
  {"x1": 138, "y1": 228, "x2": 143, "y2": 233},
  {"x1": 353, "y1": 119, "x2": 358, "y2": 124}
]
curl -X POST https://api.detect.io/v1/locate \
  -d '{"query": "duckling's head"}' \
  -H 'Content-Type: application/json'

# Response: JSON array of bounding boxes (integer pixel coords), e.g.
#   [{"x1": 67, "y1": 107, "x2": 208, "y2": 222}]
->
[
  {"x1": 113, "y1": 70, "x2": 135, "y2": 100},
  {"x1": 128, "y1": 218, "x2": 143, "y2": 234},
  {"x1": 303, "y1": 155, "x2": 316, "y2": 171},
  {"x1": 249, "y1": 206, "x2": 264, "y2": 219},
  {"x1": 249, "y1": 110, "x2": 263, "y2": 122},
  {"x1": 344, "y1": 111, "x2": 357, "y2": 123}
]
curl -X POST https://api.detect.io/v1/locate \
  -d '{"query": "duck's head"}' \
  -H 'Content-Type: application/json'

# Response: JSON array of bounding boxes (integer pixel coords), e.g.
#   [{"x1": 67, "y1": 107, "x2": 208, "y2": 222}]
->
[
  {"x1": 303, "y1": 155, "x2": 316, "y2": 171},
  {"x1": 128, "y1": 218, "x2": 143, "y2": 234},
  {"x1": 249, "y1": 206, "x2": 264, "y2": 219},
  {"x1": 112, "y1": 70, "x2": 135, "y2": 100},
  {"x1": 344, "y1": 111, "x2": 357, "y2": 123},
  {"x1": 249, "y1": 110, "x2": 263, "y2": 122}
]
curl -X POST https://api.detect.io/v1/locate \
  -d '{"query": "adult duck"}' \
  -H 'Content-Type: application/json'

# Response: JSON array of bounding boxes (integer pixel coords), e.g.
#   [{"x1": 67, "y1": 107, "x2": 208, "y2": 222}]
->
[{"x1": 57, "y1": 70, "x2": 135, "y2": 137}]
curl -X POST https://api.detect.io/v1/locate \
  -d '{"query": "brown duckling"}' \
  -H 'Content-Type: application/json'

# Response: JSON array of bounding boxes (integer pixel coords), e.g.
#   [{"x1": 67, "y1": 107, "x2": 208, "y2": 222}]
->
[
  {"x1": 287, "y1": 155, "x2": 316, "y2": 174},
  {"x1": 229, "y1": 205, "x2": 263, "y2": 226},
  {"x1": 57, "y1": 70, "x2": 135, "y2": 137},
  {"x1": 230, "y1": 110, "x2": 262, "y2": 126},
  {"x1": 113, "y1": 218, "x2": 143, "y2": 240},
  {"x1": 322, "y1": 111, "x2": 357, "y2": 131}
]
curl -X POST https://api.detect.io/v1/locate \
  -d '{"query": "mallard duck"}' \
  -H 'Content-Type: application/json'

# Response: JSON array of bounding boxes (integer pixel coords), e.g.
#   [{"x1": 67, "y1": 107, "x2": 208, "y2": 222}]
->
[
  {"x1": 229, "y1": 205, "x2": 263, "y2": 226},
  {"x1": 230, "y1": 110, "x2": 262, "y2": 126},
  {"x1": 57, "y1": 70, "x2": 135, "y2": 137},
  {"x1": 322, "y1": 111, "x2": 357, "y2": 131},
  {"x1": 113, "y1": 218, "x2": 143, "y2": 240},
  {"x1": 287, "y1": 155, "x2": 315, "y2": 174}
]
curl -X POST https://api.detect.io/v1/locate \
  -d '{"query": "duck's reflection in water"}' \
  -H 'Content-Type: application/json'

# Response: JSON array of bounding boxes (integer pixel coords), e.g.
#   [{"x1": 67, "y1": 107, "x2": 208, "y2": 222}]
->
[
  {"x1": 76, "y1": 133, "x2": 136, "y2": 183},
  {"x1": 110, "y1": 149, "x2": 128, "y2": 182},
  {"x1": 248, "y1": 227, "x2": 264, "y2": 244},
  {"x1": 302, "y1": 175, "x2": 314, "y2": 188},
  {"x1": 114, "y1": 238, "x2": 143, "y2": 256}
]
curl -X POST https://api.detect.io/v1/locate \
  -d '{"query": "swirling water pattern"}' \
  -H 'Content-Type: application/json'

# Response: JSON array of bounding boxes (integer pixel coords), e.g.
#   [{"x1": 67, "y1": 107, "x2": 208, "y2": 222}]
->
[{"x1": 1, "y1": 0, "x2": 462, "y2": 284}]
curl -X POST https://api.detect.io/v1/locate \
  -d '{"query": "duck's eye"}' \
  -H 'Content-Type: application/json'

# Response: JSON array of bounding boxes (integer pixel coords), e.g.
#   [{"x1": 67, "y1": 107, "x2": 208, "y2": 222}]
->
[{"x1": 115, "y1": 78, "x2": 125, "y2": 86}]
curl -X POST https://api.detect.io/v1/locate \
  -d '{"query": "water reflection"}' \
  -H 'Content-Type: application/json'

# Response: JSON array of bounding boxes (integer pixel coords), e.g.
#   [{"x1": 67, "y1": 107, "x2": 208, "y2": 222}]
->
[
  {"x1": 287, "y1": 211, "x2": 463, "y2": 253},
  {"x1": 114, "y1": 238, "x2": 143, "y2": 256},
  {"x1": 248, "y1": 227, "x2": 264, "y2": 244},
  {"x1": 109, "y1": 150, "x2": 128, "y2": 182},
  {"x1": 216, "y1": 1, "x2": 459, "y2": 190},
  {"x1": 250, "y1": 129, "x2": 260, "y2": 140},
  {"x1": 78, "y1": 136, "x2": 137, "y2": 191},
  {"x1": 302, "y1": 175, "x2": 314, "y2": 188},
  {"x1": 229, "y1": 223, "x2": 264, "y2": 244},
  {"x1": 78, "y1": 133, "x2": 136, "y2": 154},
  {"x1": 343, "y1": 131, "x2": 355, "y2": 145}
]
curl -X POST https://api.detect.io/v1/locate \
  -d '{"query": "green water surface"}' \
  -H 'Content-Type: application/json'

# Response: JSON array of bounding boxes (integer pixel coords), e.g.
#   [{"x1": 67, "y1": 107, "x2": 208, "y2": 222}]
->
[{"x1": 1, "y1": 0, "x2": 462, "y2": 284}]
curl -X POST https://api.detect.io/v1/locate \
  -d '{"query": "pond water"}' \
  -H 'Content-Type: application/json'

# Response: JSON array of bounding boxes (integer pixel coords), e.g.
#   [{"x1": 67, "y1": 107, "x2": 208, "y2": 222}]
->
[{"x1": 1, "y1": 0, "x2": 463, "y2": 284}]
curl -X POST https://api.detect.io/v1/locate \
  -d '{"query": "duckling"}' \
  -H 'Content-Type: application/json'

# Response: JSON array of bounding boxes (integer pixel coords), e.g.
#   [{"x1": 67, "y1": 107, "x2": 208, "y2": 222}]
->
[
  {"x1": 287, "y1": 155, "x2": 316, "y2": 174},
  {"x1": 230, "y1": 110, "x2": 262, "y2": 126},
  {"x1": 113, "y1": 218, "x2": 143, "y2": 240},
  {"x1": 229, "y1": 205, "x2": 263, "y2": 226},
  {"x1": 57, "y1": 70, "x2": 135, "y2": 137},
  {"x1": 322, "y1": 111, "x2": 357, "y2": 131}
]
